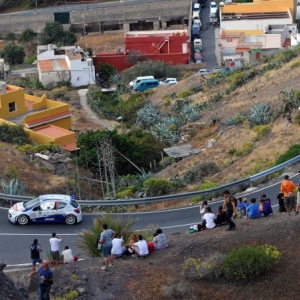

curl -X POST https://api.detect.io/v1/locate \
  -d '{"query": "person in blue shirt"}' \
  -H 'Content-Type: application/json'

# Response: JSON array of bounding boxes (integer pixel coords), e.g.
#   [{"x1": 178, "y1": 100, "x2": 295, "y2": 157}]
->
[
  {"x1": 246, "y1": 198, "x2": 260, "y2": 219},
  {"x1": 237, "y1": 197, "x2": 249, "y2": 217}
]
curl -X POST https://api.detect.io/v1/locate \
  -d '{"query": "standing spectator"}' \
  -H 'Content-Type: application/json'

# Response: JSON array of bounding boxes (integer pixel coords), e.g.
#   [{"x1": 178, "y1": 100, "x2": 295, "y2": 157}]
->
[
  {"x1": 277, "y1": 192, "x2": 286, "y2": 212},
  {"x1": 295, "y1": 171, "x2": 300, "y2": 214},
  {"x1": 246, "y1": 198, "x2": 260, "y2": 219},
  {"x1": 199, "y1": 200, "x2": 208, "y2": 221},
  {"x1": 49, "y1": 232, "x2": 63, "y2": 267},
  {"x1": 286, "y1": 112, "x2": 293, "y2": 127},
  {"x1": 215, "y1": 206, "x2": 227, "y2": 226},
  {"x1": 280, "y1": 174, "x2": 297, "y2": 215},
  {"x1": 202, "y1": 207, "x2": 216, "y2": 229},
  {"x1": 111, "y1": 234, "x2": 126, "y2": 258},
  {"x1": 31, "y1": 260, "x2": 53, "y2": 300},
  {"x1": 100, "y1": 223, "x2": 115, "y2": 270},
  {"x1": 30, "y1": 239, "x2": 43, "y2": 276},
  {"x1": 223, "y1": 190, "x2": 236, "y2": 231},
  {"x1": 132, "y1": 235, "x2": 149, "y2": 258},
  {"x1": 152, "y1": 228, "x2": 168, "y2": 250},
  {"x1": 61, "y1": 246, "x2": 77, "y2": 264}
]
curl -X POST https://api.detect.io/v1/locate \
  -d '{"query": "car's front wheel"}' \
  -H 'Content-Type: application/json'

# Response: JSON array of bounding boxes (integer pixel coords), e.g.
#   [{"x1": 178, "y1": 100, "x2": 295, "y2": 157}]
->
[
  {"x1": 17, "y1": 214, "x2": 29, "y2": 225},
  {"x1": 65, "y1": 214, "x2": 76, "y2": 225}
]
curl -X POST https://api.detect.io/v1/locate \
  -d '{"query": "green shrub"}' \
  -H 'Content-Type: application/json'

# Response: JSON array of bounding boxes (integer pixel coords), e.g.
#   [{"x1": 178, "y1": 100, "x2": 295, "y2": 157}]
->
[
  {"x1": 275, "y1": 144, "x2": 300, "y2": 165},
  {"x1": 235, "y1": 142, "x2": 254, "y2": 156},
  {"x1": 221, "y1": 244, "x2": 280, "y2": 282},
  {"x1": 77, "y1": 214, "x2": 137, "y2": 257},
  {"x1": 117, "y1": 185, "x2": 136, "y2": 198},
  {"x1": 252, "y1": 125, "x2": 271, "y2": 140},
  {"x1": 191, "y1": 196, "x2": 202, "y2": 204},
  {"x1": 225, "y1": 115, "x2": 243, "y2": 126},
  {"x1": 182, "y1": 252, "x2": 225, "y2": 281},
  {"x1": 159, "y1": 157, "x2": 173, "y2": 168},
  {"x1": 291, "y1": 61, "x2": 300, "y2": 68},
  {"x1": 143, "y1": 178, "x2": 173, "y2": 196},
  {"x1": 177, "y1": 89, "x2": 193, "y2": 98},
  {"x1": 63, "y1": 290, "x2": 78, "y2": 300},
  {"x1": 231, "y1": 72, "x2": 245, "y2": 87},
  {"x1": 24, "y1": 56, "x2": 37, "y2": 64}
]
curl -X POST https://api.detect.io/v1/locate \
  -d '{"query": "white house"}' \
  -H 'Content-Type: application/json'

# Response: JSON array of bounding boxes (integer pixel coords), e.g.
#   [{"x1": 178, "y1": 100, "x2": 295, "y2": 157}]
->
[
  {"x1": 37, "y1": 44, "x2": 95, "y2": 87},
  {"x1": 219, "y1": 0, "x2": 296, "y2": 64}
]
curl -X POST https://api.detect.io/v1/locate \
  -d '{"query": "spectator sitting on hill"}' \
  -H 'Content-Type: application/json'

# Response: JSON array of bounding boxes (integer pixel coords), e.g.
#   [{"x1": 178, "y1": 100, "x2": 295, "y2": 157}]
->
[
  {"x1": 199, "y1": 200, "x2": 208, "y2": 221},
  {"x1": 261, "y1": 194, "x2": 272, "y2": 205},
  {"x1": 259, "y1": 198, "x2": 273, "y2": 217},
  {"x1": 132, "y1": 235, "x2": 149, "y2": 258},
  {"x1": 127, "y1": 233, "x2": 138, "y2": 254},
  {"x1": 153, "y1": 229, "x2": 168, "y2": 250},
  {"x1": 237, "y1": 197, "x2": 249, "y2": 217},
  {"x1": 202, "y1": 207, "x2": 216, "y2": 229},
  {"x1": 61, "y1": 246, "x2": 78, "y2": 264},
  {"x1": 215, "y1": 206, "x2": 227, "y2": 226},
  {"x1": 112, "y1": 233, "x2": 126, "y2": 258},
  {"x1": 246, "y1": 198, "x2": 260, "y2": 219}
]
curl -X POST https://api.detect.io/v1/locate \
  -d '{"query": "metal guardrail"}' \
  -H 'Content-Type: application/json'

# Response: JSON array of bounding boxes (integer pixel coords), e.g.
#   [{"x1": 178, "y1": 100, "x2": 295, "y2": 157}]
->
[{"x1": 1, "y1": 155, "x2": 300, "y2": 206}]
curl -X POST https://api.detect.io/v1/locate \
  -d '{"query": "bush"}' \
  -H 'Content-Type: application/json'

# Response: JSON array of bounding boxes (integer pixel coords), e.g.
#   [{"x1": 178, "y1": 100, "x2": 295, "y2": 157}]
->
[
  {"x1": 291, "y1": 61, "x2": 300, "y2": 68},
  {"x1": 177, "y1": 89, "x2": 194, "y2": 98},
  {"x1": 231, "y1": 72, "x2": 245, "y2": 87},
  {"x1": 235, "y1": 142, "x2": 254, "y2": 156},
  {"x1": 252, "y1": 125, "x2": 271, "y2": 140},
  {"x1": 159, "y1": 157, "x2": 173, "y2": 168},
  {"x1": 221, "y1": 244, "x2": 280, "y2": 282},
  {"x1": 77, "y1": 214, "x2": 137, "y2": 257},
  {"x1": 182, "y1": 252, "x2": 225, "y2": 281},
  {"x1": 117, "y1": 185, "x2": 136, "y2": 198},
  {"x1": 143, "y1": 178, "x2": 173, "y2": 196},
  {"x1": 275, "y1": 144, "x2": 300, "y2": 165}
]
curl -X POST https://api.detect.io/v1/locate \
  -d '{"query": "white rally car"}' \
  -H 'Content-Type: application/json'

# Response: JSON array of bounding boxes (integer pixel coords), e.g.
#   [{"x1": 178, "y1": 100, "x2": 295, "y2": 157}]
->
[{"x1": 8, "y1": 194, "x2": 82, "y2": 225}]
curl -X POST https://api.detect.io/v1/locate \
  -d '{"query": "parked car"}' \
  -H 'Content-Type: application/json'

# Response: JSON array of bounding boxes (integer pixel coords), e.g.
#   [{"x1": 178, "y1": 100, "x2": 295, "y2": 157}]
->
[
  {"x1": 212, "y1": 66, "x2": 222, "y2": 73},
  {"x1": 159, "y1": 78, "x2": 177, "y2": 85},
  {"x1": 194, "y1": 51, "x2": 203, "y2": 63},
  {"x1": 133, "y1": 79, "x2": 159, "y2": 91},
  {"x1": 222, "y1": 67, "x2": 231, "y2": 74},
  {"x1": 8, "y1": 194, "x2": 82, "y2": 225},
  {"x1": 193, "y1": 38, "x2": 202, "y2": 51},
  {"x1": 192, "y1": 27, "x2": 200, "y2": 39},
  {"x1": 192, "y1": 19, "x2": 201, "y2": 29},
  {"x1": 198, "y1": 69, "x2": 211, "y2": 74},
  {"x1": 129, "y1": 76, "x2": 154, "y2": 87}
]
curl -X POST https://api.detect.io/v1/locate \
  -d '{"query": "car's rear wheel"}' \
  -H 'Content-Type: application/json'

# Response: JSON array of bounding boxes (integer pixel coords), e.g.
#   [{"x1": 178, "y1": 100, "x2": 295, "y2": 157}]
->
[
  {"x1": 17, "y1": 215, "x2": 29, "y2": 225},
  {"x1": 65, "y1": 214, "x2": 76, "y2": 225}
]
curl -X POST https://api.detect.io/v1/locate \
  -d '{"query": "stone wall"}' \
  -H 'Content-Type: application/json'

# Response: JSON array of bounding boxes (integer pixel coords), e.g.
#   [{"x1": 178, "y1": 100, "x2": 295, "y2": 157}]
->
[{"x1": 0, "y1": 0, "x2": 190, "y2": 34}]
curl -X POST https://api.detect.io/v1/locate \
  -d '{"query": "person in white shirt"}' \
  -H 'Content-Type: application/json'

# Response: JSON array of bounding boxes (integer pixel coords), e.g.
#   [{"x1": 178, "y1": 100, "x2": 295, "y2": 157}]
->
[
  {"x1": 49, "y1": 232, "x2": 63, "y2": 267},
  {"x1": 199, "y1": 200, "x2": 208, "y2": 221},
  {"x1": 202, "y1": 207, "x2": 216, "y2": 229},
  {"x1": 61, "y1": 246, "x2": 74, "y2": 264},
  {"x1": 133, "y1": 235, "x2": 149, "y2": 258},
  {"x1": 111, "y1": 234, "x2": 126, "y2": 258}
]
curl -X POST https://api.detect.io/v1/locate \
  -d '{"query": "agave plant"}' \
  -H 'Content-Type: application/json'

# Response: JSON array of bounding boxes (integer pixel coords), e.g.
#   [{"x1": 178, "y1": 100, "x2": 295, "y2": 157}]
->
[
  {"x1": 247, "y1": 102, "x2": 273, "y2": 127},
  {"x1": 1, "y1": 178, "x2": 26, "y2": 195},
  {"x1": 180, "y1": 104, "x2": 200, "y2": 123},
  {"x1": 136, "y1": 103, "x2": 160, "y2": 128}
]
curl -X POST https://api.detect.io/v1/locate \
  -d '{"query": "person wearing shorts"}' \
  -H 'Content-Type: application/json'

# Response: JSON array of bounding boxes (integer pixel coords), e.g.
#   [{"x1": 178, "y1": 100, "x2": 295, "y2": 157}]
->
[
  {"x1": 30, "y1": 239, "x2": 43, "y2": 276},
  {"x1": 280, "y1": 175, "x2": 297, "y2": 215},
  {"x1": 49, "y1": 232, "x2": 63, "y2": 267},
  {"x1": 99, "y1": 224, "x2": 115, "y2": 270}
]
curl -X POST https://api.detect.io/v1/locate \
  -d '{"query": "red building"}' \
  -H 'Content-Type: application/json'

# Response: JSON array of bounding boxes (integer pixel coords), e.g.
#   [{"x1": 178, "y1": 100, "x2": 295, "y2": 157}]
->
[{"x1": 93, "y1": 30, "x2": 190, "y2": 71}]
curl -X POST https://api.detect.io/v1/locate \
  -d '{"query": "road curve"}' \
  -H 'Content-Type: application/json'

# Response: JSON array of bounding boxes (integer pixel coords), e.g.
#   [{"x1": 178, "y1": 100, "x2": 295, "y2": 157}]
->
[{"x1": 0, "y1": 174, "x2": 297, "y2": 267}]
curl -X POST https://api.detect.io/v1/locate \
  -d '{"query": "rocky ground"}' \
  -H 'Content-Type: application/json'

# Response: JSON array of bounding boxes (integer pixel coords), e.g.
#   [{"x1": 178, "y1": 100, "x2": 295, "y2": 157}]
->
[{"x1": 3, "y1": 209, "x2": 300, "y2": 300}]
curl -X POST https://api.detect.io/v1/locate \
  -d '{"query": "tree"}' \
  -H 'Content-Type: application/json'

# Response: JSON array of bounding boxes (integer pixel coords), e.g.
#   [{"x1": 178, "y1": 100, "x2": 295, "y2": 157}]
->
[
  {"x1": 96, "y1": 63, "x2": 117, "y2": 86},
  {"x1": 18, "y1": 29, "x2": 37, "y2": 46},
  {"x1": 1, "y1": 43, "x2": 25, "y2": 64},
  {"x1": 40, "y1": 22, "x2": 76, "y2": 46}
]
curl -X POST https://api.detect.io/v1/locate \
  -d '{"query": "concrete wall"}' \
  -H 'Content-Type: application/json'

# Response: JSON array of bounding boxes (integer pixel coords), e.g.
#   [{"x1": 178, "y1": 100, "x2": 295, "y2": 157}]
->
[{"x1": 0, "y1": 0, "x2": 190, "y2": 34}]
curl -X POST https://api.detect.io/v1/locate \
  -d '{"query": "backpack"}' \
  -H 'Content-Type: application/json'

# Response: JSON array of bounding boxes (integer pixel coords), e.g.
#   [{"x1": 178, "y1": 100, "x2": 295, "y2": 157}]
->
[
  {"x1": 96, "y1": 234, "x2": 101, "y2": 249},
  {"x1": 147, "y1": 242, "x2": 154, "y2": 253}
]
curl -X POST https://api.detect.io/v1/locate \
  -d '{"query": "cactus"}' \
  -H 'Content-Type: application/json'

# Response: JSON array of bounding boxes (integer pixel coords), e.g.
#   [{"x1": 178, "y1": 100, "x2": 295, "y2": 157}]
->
[
  {"x1": 247, "y1": 102, "x2": 273, "y2": 127},
  {"x1": 1, "y1": 178, "x2": 26, "y2": 195}
]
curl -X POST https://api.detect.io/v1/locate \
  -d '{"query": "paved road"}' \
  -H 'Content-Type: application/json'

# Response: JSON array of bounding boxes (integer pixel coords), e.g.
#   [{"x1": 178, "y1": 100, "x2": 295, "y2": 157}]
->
[
  {"x1": 0, "y1": 173, "x2": 298, "y2": 267},
  {"x1": 200, "y1": 1, "x2": 218, "y2": 68}
]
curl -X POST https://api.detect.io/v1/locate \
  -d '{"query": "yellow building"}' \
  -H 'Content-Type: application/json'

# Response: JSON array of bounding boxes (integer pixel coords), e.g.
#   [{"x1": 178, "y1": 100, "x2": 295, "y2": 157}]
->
[{"x1": 0, "y1": 82, "x2": 77, "y2": 151}]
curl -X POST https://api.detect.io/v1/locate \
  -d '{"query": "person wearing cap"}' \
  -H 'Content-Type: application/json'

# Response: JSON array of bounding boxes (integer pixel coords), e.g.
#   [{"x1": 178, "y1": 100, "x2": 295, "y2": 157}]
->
[
  {"x1": 295, "y1": 171, "x2": 300, "y2": 215},
  {"x1": 280, "y1": 175, "x2": 297, "y2": 215}
]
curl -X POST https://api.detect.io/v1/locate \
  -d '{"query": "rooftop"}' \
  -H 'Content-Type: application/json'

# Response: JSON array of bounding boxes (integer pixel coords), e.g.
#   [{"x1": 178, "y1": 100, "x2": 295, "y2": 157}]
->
[{"x1": 38, "y1": 59, "x2": 69, "y2": 72}]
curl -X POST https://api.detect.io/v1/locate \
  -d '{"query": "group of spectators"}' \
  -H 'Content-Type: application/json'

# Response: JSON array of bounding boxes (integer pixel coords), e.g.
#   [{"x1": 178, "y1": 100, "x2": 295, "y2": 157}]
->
[
  {"x1": 198, "y1": 174, "x2": 300, "y2": 232},
  {"x1": 98, "y1": 224, "x2": 168, "y2": 271}
]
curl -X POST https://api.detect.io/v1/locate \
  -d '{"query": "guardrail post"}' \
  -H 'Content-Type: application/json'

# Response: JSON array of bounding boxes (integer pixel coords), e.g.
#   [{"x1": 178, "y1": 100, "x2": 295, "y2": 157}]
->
[
  {"x1": 250, "y1": 180, "x2": 253, "y2": 188},
  {"x1": 205, "y1": 192, "x2": 207, "y2": 201}
]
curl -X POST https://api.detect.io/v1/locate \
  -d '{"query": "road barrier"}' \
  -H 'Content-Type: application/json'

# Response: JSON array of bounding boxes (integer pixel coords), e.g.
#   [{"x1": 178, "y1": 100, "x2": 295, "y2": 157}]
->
[{"x1": 1, "y1": 155, "x2": 300, "y2": 206}]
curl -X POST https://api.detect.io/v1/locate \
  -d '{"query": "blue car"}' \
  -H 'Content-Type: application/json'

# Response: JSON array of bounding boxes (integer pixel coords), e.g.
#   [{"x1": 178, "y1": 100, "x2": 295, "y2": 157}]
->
[{"x1": 8, "y1": 194, "x2": 82, "y2": 225}]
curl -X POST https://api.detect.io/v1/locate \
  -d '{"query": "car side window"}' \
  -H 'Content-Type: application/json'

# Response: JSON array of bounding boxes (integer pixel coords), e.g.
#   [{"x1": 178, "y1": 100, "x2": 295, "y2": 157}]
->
[
  {"x1": 57, "y1": 202, "x2": 67, "y2": 210},
  {"x1": 40, "y1": 201, "x2": 56, "y2": 211},
  {"x1": 32, "y1": 205, "x2": 41, "y2": 211}
]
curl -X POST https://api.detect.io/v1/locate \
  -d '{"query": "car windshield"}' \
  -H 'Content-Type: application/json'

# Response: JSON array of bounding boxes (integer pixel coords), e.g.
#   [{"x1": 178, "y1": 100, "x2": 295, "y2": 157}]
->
[
  {"x1": 24, "y1": 197, "x2": 40, "y2": 209},
  {"x1": 211, "y1": 3, "x2": 217, "y2": 7}
]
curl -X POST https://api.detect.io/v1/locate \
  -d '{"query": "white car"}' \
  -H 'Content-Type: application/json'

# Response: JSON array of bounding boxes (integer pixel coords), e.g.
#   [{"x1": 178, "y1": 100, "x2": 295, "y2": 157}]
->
[
  {"x1": 8, "y1": 194, "x2": 82, "y2": 225},
  {"x1": 198, "y1": 69, "x2": 211, "y2": 74},
  {"x1": 159, "y1": 78, "x2": 177, "y2": 85}
]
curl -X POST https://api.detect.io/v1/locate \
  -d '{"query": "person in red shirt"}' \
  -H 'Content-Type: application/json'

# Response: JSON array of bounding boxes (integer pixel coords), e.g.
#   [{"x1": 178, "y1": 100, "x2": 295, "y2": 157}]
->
[{"x1": 280, "y1": 175, "x2": 296, "y2": 215}]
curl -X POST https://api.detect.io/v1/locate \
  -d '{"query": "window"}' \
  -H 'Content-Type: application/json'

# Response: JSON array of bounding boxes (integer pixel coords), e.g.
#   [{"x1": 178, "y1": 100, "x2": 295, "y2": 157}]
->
[
  {"x1": 226, "y1": 39, "x2": 232, "y2": 42},
  {"x1": 9, "y1": 102, "x2": 16, "y2": 112},
  {"x1": 40, "y1": 201, "x2": 56, "y2": 211}
]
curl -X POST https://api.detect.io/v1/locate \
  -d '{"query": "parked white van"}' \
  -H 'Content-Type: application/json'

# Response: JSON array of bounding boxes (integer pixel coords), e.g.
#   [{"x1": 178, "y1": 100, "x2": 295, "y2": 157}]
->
[
  {"x1": 129, "y1": 76, "x2": 154, "y2": 87},
  {"x1": 193, "y1": 3, "x2": 201, "y2": 12}
]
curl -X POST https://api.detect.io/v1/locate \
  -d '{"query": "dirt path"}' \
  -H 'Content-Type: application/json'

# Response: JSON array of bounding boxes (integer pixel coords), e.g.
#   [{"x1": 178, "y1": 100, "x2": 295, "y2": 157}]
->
[{"x1": 77, "y1": 89, "x2": 114, "y2": 130}]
